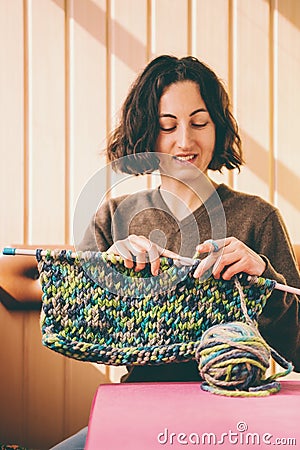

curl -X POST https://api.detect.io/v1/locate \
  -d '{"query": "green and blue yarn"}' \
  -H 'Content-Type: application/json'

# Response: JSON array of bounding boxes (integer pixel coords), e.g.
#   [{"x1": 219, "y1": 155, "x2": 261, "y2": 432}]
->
[
  {"x1": 37, "y1": 250, "x2": 292, "y2": 396},
  {"x1": 196, "y1": 321, "x2": 293, "y2": 397},
  {"x1": 38, "y1": 250, "x2": 273, "y2": 364},
  {"x1": 196, "y1": 277, "x2": 293, "y2": 396}
]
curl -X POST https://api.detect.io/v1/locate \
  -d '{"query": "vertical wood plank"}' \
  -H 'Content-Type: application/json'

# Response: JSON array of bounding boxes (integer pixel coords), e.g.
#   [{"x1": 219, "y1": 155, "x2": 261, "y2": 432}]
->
[
  {"x1": 193, "y1": 0, "x2": 229, "y2": 82},
  {"x1": 24, "y1": 311, "x2": 66, "y2": 449},
  {"x1": 234, "y1": 0, "x2": 270, "y2": 199},
  {"x1": 0, "y1": 306, "x2": 24, "y2": 445},
  {"x1": 64, "y1": 360, "x2": 110, "y2": 437},
  {"x1": 0, "y1": 0, "x2": 24, "y2": 249},
  {"x1": 152, "y1": 0, "x2": 188, "y2": 56},
  {"x1": 276, "y1": 0, "x2": 300, "y2": 243},
  {"x1": 109, "y1": 0, "x2": 149, "y2": 199},
  {"x1": 28, "y1": 0, "x2": 65, "y2": 244},
  {"x1": 193, "y1": 0, "x2": 230, "y2": 186},
  {"x1": 110, "y1": 0, "x2": 148, "y2": 121},
  {"x1": 68, "y1": 0, "x2": 108, "y2": 247},
  {"x1": 22, "y1": 4, "x2": 66, "y2": 446}
]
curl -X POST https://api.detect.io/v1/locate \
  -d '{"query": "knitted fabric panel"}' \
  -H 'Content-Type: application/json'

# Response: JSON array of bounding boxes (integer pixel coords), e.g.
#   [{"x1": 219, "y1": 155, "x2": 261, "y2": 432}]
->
[{"x1": 38, "y1": 251, "x2": 275, "y2": 366}]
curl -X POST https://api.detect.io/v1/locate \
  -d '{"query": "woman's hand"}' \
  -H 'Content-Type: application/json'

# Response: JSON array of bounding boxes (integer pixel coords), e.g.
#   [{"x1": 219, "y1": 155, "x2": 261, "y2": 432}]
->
[
  {"x1": 107, "y1": 234, "x2": 180, "y2": 276},
  {"x1": 193, "y1": 237, "x2": 266, "y2": 280}
]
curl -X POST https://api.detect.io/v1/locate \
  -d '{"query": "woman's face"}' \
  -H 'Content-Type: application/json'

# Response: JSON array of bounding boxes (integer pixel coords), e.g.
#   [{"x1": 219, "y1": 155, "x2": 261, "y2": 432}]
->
[{"x1": 155, "y1": 81, "x2": 216, "y2": 177}]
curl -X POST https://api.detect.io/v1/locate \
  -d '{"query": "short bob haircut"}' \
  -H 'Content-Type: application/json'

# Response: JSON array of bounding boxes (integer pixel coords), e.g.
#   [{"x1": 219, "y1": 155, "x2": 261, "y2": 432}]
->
[{"x1": 107, "y1": 55, "x2": 243, "y2": 174}]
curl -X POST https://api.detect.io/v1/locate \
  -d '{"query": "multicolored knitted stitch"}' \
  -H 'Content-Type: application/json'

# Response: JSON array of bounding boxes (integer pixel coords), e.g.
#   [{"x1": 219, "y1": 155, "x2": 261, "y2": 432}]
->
[{"x1": 37, "y1": 250, "x2": 275, "y2": 366}]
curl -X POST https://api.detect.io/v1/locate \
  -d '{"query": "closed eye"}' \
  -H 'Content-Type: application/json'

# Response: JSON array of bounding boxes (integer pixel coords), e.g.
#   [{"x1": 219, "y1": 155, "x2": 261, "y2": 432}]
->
[
  {"x1": 192, "y1": 122, "x2": 208, "y2": 128},
  {"x1": 160, "y1": 126, "x2": 177, "y2": 132}
]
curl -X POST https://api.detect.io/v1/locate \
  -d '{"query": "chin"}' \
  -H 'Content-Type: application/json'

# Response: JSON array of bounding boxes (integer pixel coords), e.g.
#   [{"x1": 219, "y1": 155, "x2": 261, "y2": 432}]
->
[{"x1": 164, "y1": 166, "x2": 207, "y2": 183}]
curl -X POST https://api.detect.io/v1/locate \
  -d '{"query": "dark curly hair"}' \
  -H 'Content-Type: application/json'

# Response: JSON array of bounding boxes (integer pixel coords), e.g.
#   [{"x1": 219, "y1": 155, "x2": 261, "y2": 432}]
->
[{"x1": 107, "y1": 55, "x2": 243, "y2": 174}]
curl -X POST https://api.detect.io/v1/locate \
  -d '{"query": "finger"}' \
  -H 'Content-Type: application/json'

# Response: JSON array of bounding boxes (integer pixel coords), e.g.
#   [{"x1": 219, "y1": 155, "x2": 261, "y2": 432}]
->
[
  {"x1": 134, "y1": 250, "x2": 148, "y2": 272},
  {"x1": 130, "y1": 235, "x2": 180, "y2": 262},
  {"x1": 193, "y1": 253, "x2": 218, "y2": 278},
  {"x1": 134, "y1": 241, "x2": 165, "y2": 275},
  {"x1": 219, "y1": 260, "x2": 244, "y2": 280},
  {"x1": 132, "y1": 237, "x2": 181, "y2": 275},
  {"x1": 211, "y1": 240, "x2": 260, "y2": 279},
  {"x1": 212, "y1": 250, "x2": 240, "y2": 279},
  {"x1": 195, "y1": 238, "x2": 228, "y2": 256},
  {"x1": 110, "y1": 241, "x2": 135, "y2": 269},
  {"x1": 148, "y1": 243, "x2": 188, "y2": 275},
  {"x1": 128, "y1": 234, "x2": 152, "y2": 251},
  {"x1": 220, "y1": 255, "x2": 267, "y2": 279},
  {"x1": 127, "y1": 235, "x2": 159, "y2": 273},
  {"x1": 128, "y1": 235, "x2": 153, "y2": 272},
  {"x1": 148, "y1": 244, "x2": 161, "y2": 276},
  {"x1": 160, "y1": 248, "x2": 181, "y2": 260}
]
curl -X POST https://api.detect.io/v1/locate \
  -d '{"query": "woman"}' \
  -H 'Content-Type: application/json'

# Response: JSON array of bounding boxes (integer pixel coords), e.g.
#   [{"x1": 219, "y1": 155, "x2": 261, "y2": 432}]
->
[{"x1": 51, "y1": 55, "x2": 300, "y2": 449}]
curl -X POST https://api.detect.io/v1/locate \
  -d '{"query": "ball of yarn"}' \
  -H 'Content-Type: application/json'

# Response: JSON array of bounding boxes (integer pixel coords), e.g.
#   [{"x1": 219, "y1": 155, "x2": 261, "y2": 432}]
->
[{"x1": 195, "y1": 321, "x2": 280, "y2": 397}]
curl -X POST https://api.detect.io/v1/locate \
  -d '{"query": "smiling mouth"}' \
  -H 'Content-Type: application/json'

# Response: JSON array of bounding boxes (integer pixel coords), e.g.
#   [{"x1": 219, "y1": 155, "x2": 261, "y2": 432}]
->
[{"x1": 173, "y1": 154, "x2": 197, "y2": 162}]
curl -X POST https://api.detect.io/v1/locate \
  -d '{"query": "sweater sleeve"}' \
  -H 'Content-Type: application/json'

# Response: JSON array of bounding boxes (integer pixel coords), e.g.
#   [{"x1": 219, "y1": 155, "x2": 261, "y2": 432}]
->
[
  {"x1": 77, "y1": 199, "x2": 116, "y2": 252},
  {"x1": 255, "y1": 209, "x2": 300, "y2": 371}
]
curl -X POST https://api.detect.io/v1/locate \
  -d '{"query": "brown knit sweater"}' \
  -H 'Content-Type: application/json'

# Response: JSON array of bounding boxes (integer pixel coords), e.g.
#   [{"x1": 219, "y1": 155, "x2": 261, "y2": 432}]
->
[{"x1": 78, "y1": 183, "x2": 300, "y2": 378}]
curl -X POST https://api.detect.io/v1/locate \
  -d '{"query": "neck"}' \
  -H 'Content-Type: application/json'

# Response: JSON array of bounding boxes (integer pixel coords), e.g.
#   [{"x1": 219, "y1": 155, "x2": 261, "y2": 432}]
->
[{"x1": 160, "y1": 173, "x2": 218, "y2": 220}]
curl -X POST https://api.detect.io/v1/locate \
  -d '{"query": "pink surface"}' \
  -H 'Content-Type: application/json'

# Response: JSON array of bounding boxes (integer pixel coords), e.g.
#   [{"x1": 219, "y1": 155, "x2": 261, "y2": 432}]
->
[{"x1": 86, "y1": 381, "x2": 300, "y2": 449}]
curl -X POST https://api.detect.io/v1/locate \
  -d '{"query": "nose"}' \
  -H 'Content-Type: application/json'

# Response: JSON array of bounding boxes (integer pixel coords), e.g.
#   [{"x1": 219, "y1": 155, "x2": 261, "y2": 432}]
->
[{"x1": 176, "y1": 124, "x2": 193, "y2": 150}]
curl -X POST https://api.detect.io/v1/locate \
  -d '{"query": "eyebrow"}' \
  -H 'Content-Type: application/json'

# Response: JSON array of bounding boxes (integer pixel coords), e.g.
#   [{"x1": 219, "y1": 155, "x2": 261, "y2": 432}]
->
[{"x1": 159, "y1": 108, "x2": 207, "y2": 119}]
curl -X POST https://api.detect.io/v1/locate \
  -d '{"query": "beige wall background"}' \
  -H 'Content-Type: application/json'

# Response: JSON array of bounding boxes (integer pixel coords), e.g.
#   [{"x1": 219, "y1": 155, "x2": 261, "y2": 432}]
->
[{"x1": 0, "y1": 0, "x2": 300, "y2": 448}]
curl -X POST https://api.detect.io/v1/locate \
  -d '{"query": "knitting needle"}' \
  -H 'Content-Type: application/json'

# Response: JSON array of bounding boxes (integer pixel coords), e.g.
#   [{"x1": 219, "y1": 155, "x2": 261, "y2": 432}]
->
[
  {"x1": 2, "y1": 247, "x2": 79, "y2": 258},
  {"x1": 1, "y1": 247, "x2": 196, "y2": 267},
  {"x1": 273, "y1": 282, "x2": 300, "y2": 296},
  {"x1": 2, "y1": 247, "x2": 300, "y2": 295}
]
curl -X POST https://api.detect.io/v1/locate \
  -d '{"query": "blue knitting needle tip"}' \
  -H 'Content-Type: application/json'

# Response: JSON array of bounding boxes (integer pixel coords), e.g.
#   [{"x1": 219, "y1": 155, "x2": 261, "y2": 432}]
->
[
  {"x1": 2, "y1": 247, "x2": 38, "y2": 257},
  {"x1": 2, "y1": 247, "x2": 16, "y2": 255}
]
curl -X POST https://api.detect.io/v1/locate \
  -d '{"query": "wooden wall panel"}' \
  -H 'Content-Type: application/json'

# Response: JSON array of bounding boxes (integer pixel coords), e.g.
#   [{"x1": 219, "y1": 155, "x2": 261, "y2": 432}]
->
[
  {"x1": 192, "y1": 0, "x2": 229, "y2": 81},
  {"x1": 234, "y1": 0, "x2": 271, "y2": 199},
  {"x1": 68, "y1": 0, "x2": 108, "y2": 245},
  {"x1": 24, "y1": 312, "x2": 65, "y2": 448},
  {"x1": 0, "y1": 306, "x2": 24, "y2": 444},
  {"x1": 193, "y1": 0, "x2": 230, "y2": 186},
  {"x1": 276, "y1": 0, "x2": 300, "y2": 244},
  {"x1": 110, "y1": 0, "x2": 148, "y2": 116},
  {"x1": 28, "y1": 0, "x2": 66, "y2": 244},
  {"x1": 152, "y1": 0, "x2": 189, "y2": 56},
  {"x1": 109, "y1": 0, "x2": 149, "y2": 199},
  {"x1": 64, "y1": 360, "x2": 110, "y2": 438},
  {"x1": 0, "y1": 0, "x2": 24, "y2": 249},
  {"x1": 0, "y1": 1, "x2": 25, "y2": 445}
]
